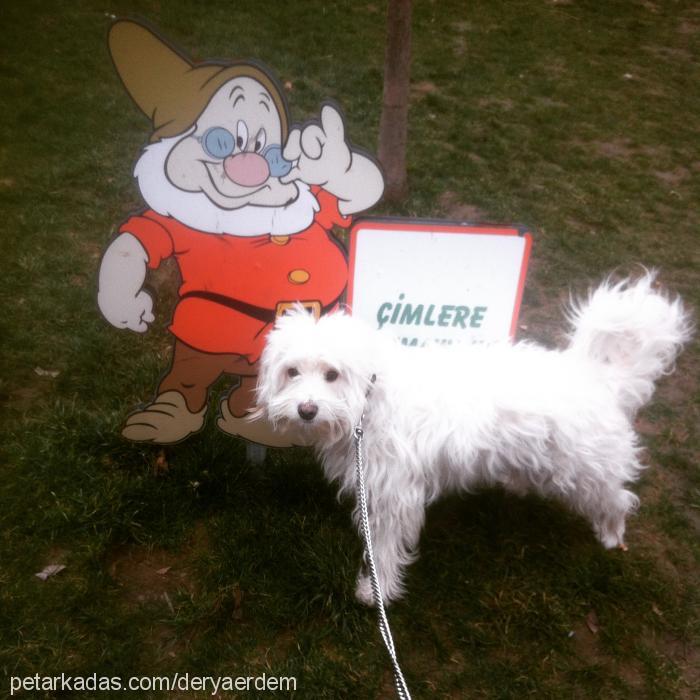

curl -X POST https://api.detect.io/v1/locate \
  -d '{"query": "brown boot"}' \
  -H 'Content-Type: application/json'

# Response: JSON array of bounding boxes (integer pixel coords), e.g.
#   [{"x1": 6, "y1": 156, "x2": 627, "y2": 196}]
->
[
  {"x1": 122, "y1": 391, "x2": 207, "y2": 444},
  {"x1": 226, "y1": 375, "x2": 258, "y2": 418}
]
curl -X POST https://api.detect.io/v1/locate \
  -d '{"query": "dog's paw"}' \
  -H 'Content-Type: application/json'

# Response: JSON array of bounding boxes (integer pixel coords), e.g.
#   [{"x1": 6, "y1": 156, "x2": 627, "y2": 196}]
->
[{"x1": 355, "y1": 574, "x2": 376, "y2": 607}]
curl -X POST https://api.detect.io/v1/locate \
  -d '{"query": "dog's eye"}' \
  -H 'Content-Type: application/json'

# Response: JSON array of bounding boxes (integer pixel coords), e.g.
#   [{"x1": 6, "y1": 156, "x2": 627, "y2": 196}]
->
[
  {"x1": 325, "y1": 369, "x2": 339, "y2": 382},
  {"x1": 287, "y1": 367, "x2": 300, "y2": 378}
]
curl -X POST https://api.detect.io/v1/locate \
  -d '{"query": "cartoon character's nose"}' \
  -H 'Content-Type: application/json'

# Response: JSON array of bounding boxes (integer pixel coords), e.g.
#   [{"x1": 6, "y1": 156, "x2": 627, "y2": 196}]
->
[
  {"x1": 297, "y1": 401, "x2": 318, "y2": 422},
  {"x1": 223, "y1": 152, "x2": 270, "y2": 187}
]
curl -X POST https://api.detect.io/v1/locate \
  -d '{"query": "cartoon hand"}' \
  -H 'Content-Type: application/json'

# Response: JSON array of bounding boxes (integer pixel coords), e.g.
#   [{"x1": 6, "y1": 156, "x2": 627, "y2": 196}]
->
[
  {"x1": 99, "y1": 288, "x2": 155, "y2": 332},
  {"x1": 98, "y1": 233, "x2": 154, "y2": 333},
  {"x1": 281, "y1": 104, "x2": 351, "y2": 186}
]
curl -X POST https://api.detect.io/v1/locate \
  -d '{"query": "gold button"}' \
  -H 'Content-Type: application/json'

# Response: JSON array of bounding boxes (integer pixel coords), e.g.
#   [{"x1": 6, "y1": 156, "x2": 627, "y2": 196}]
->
[
  {"x1": 288, "y1": 269, "x2": 310, "y2": 284},
  {"x1": 271, "y1": 235, "x2": 290, "y2": 246}
]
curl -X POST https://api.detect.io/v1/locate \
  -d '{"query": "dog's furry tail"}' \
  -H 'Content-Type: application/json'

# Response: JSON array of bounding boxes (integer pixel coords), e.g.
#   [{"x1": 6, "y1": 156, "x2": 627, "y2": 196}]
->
[{"x1": 567, "y1": 270, "x2": 693, "y2": 415}]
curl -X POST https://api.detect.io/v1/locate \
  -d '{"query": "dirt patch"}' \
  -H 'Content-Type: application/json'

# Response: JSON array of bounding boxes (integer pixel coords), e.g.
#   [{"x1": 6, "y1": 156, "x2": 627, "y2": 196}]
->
[
  {"x1": 535, "y1": 96, "x2": 569, "y2": 109},
  {"x1": 411, "y1": 80, "x2": 438, "y2": 99},
  {"x1": 615, "y1": 658, "x2": 646, "y2": 691},
  {"x1": 70, "y1": 233, "x2": 103, "y2": 263},
  {"x1": 677, "y1": 645, "x2": 700, "y2": 699},
  {"x1": 677, "y1": 20, "x2": 699, "y2": 36},
  {"x1": 477, "y1": 97, "x2": 515, "y2": 112},
  {"x1": 574, "y1": 138, "x2": 682, "y2": 167},
  {"x1": 568, "y1": 615, "x2": 649, "y2": 692},
  {"x1": 243, "y1": 628, "x2": 298, "y2": 668},
  {"x1": 570, "y1": 137, "x2": 672, "y2": 163},
  {"x1": 107, "y1": 524, "x2": 210, "y2": 662},
  {"x1": 4, "y1": 384, "x2": 47, "y2": 411},
  {"x1": 108, "y1": 545, "x2": 195, "y2": 664},
  {"x1": 640, "y1": 630, "x2": 700, "y2": 699},
  {"x1": 653, "y1": 166, "x2": 691, "y2": 188},
  {"x1": 107, "y1": 521, "x2": 210, "y2": 604},
  {"x1": 69, "y1": 274, "x2": 87, "y2": 287},
  {"x1": 437, "y1": 191, "x2": 490, "y2": 223},
  {"x1": 107, "y1": 543, "x2": 198, "y2": 605},
  {"x1": 592, "y1": 138, "x2": 636, "y2": 161},
  {"x1": 452, "y1": 20, "x2": 472, "y2": 33},
  {"x1": 643, "y1": 45, "x2": 694, "y2": 63},
  {"x1": 569, "y1": 615, "x2": 602, "y2": 664}
]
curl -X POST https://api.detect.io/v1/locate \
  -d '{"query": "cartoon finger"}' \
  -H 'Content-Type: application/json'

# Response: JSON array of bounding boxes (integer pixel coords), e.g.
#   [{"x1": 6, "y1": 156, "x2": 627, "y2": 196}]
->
[
  {"x1": 300, "y1": 123, "x2": 325, "y2": 159},
  {"x1": 283, "y1": 128, "x2": 302, "y2": 162},
  {"x1": 141, "y1": 291, "x2": 154, "y2": 316},
  {"x1": 320, "y1": 104, "x2": 345, "y2": 143},
  {"x1": 124, "y1": 314, "x2": 146, "y2": 332},
  {"x1": 135, "y1": 291, "x2": 154, "y2": 323}
]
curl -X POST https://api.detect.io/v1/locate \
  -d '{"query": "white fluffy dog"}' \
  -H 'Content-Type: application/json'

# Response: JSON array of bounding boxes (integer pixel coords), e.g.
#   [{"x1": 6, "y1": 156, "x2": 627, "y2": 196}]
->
[{"x1": 256, "y1": 273, "x2": 691, "y2": 605}]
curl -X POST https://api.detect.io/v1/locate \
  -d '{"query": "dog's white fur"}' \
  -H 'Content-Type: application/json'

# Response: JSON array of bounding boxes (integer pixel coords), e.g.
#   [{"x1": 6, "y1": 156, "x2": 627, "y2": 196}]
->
[{"x1": 256, "y1": 272, "x2": 692, "y2": 605}]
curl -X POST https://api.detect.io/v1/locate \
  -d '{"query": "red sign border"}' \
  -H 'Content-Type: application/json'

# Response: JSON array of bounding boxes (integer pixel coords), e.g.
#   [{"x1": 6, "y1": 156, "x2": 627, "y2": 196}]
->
[{"x1": 346, "y1": 218, "x2": 533, "y2": 339}]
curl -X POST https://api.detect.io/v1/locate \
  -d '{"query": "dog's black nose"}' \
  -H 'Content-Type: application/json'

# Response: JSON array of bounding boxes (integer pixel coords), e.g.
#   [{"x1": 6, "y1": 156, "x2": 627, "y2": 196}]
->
[{"x1": 298, "y1": 401, "x2": 318, "y2": 421}]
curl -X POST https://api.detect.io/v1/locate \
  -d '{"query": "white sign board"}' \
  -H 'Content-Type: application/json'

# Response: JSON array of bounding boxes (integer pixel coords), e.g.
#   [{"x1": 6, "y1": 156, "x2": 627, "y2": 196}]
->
[{"x1": 347, "y1": 219, "x2": 532, "y2": 346}]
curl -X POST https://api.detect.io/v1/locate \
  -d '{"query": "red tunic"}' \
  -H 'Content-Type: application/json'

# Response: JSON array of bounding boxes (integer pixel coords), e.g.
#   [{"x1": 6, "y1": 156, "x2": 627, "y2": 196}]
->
[{"x1": 119, "y1": 187, "x2": 350, "y2": 361}]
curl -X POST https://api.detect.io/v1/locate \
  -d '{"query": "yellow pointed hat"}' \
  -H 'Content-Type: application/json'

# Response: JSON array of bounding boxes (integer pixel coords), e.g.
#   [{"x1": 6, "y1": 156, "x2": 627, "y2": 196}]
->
[{"x1": 108, "y1": 20, "x2": 289, "y2": 143}]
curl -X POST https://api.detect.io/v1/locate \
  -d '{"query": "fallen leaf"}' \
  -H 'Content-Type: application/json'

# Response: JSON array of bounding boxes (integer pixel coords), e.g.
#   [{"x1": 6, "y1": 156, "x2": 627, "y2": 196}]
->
[
  {"x1": 233, "y1": 584, "x2": 243, "y2": 620},
  {"x1": 34, "y1": 367, "x2": 59, "y2": 378},
  {"x1": 585, "y1": 609, "x2": 600, "y2": 635},
  {"x1": 154, "y1": 449, "x2": 169, "y2": 475},
  {"x1": 35, "y1": 564, "x2": 66, "y2": 581}
]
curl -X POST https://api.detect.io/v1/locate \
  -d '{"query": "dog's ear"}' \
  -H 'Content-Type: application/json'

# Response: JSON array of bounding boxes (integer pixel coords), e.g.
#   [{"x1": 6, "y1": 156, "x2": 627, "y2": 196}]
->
[
  {"x1": 257, "y1": 308, "x2": 320, "y2": 406},
  {"x1": 279, "y1": 304, "x2": 323, "y2": 328},
  {"x1": 256, "y1": 324, "x2": 289, "y2": 408}
]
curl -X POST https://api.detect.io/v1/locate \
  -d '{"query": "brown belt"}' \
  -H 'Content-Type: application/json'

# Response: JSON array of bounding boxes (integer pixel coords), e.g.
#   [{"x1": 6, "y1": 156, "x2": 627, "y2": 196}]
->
[{"x1": 180, "y1": 291, "x2": 339, "y2": 322}]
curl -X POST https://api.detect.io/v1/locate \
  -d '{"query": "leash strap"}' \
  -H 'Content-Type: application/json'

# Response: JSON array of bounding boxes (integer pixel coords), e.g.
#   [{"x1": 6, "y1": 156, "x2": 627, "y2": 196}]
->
[{"x1": 354, "y1": 415, "x2": 412, "y2": 700}]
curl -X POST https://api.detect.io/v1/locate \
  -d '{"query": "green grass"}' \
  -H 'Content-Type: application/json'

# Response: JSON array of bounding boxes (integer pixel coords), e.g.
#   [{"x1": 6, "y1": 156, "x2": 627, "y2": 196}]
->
[{"x1": 1, "y1": 0, "x2": 699, "y2": 698}]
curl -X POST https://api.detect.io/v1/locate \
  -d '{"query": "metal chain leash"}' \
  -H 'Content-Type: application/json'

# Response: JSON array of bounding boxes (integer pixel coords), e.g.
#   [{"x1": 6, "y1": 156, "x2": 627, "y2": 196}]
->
[{"x1": 353, "y1": 415, "x2": 412, "y2": 700}]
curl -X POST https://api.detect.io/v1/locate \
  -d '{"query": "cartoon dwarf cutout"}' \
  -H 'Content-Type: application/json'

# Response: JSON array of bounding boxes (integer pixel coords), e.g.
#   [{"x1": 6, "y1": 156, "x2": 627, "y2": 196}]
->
[{"x1": 98, "y1": 21, "x2": 384, "y2": 446}]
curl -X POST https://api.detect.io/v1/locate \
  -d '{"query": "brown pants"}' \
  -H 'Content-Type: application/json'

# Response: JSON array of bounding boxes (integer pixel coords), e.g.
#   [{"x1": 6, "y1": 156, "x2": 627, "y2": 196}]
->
[{"x1": 159, "y1": 340, "x2": 259, "y2": 416}]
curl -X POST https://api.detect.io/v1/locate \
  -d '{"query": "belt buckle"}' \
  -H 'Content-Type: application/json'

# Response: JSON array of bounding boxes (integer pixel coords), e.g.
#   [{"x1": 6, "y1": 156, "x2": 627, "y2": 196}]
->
[{"x1": 275, "y1": 300, "x2": 322, "y2": 320}]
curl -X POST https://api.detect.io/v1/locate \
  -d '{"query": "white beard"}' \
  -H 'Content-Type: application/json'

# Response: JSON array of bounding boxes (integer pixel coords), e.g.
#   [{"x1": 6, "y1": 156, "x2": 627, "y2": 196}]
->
[{"x1": 133, "y1": 134, "x2": 319, "y2": 236}]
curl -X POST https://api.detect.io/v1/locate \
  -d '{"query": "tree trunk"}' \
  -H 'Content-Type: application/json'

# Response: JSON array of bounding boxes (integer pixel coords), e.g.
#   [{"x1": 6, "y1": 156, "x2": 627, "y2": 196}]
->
[{"x1": 377, "y1": 0, "x2": 412, "y2": 202}]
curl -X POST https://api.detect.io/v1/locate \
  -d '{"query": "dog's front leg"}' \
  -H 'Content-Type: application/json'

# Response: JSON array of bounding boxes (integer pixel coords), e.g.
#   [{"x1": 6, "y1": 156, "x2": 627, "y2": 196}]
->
[{"x1": 353, "y1": 490, "x2": 425, "y2": 606}]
